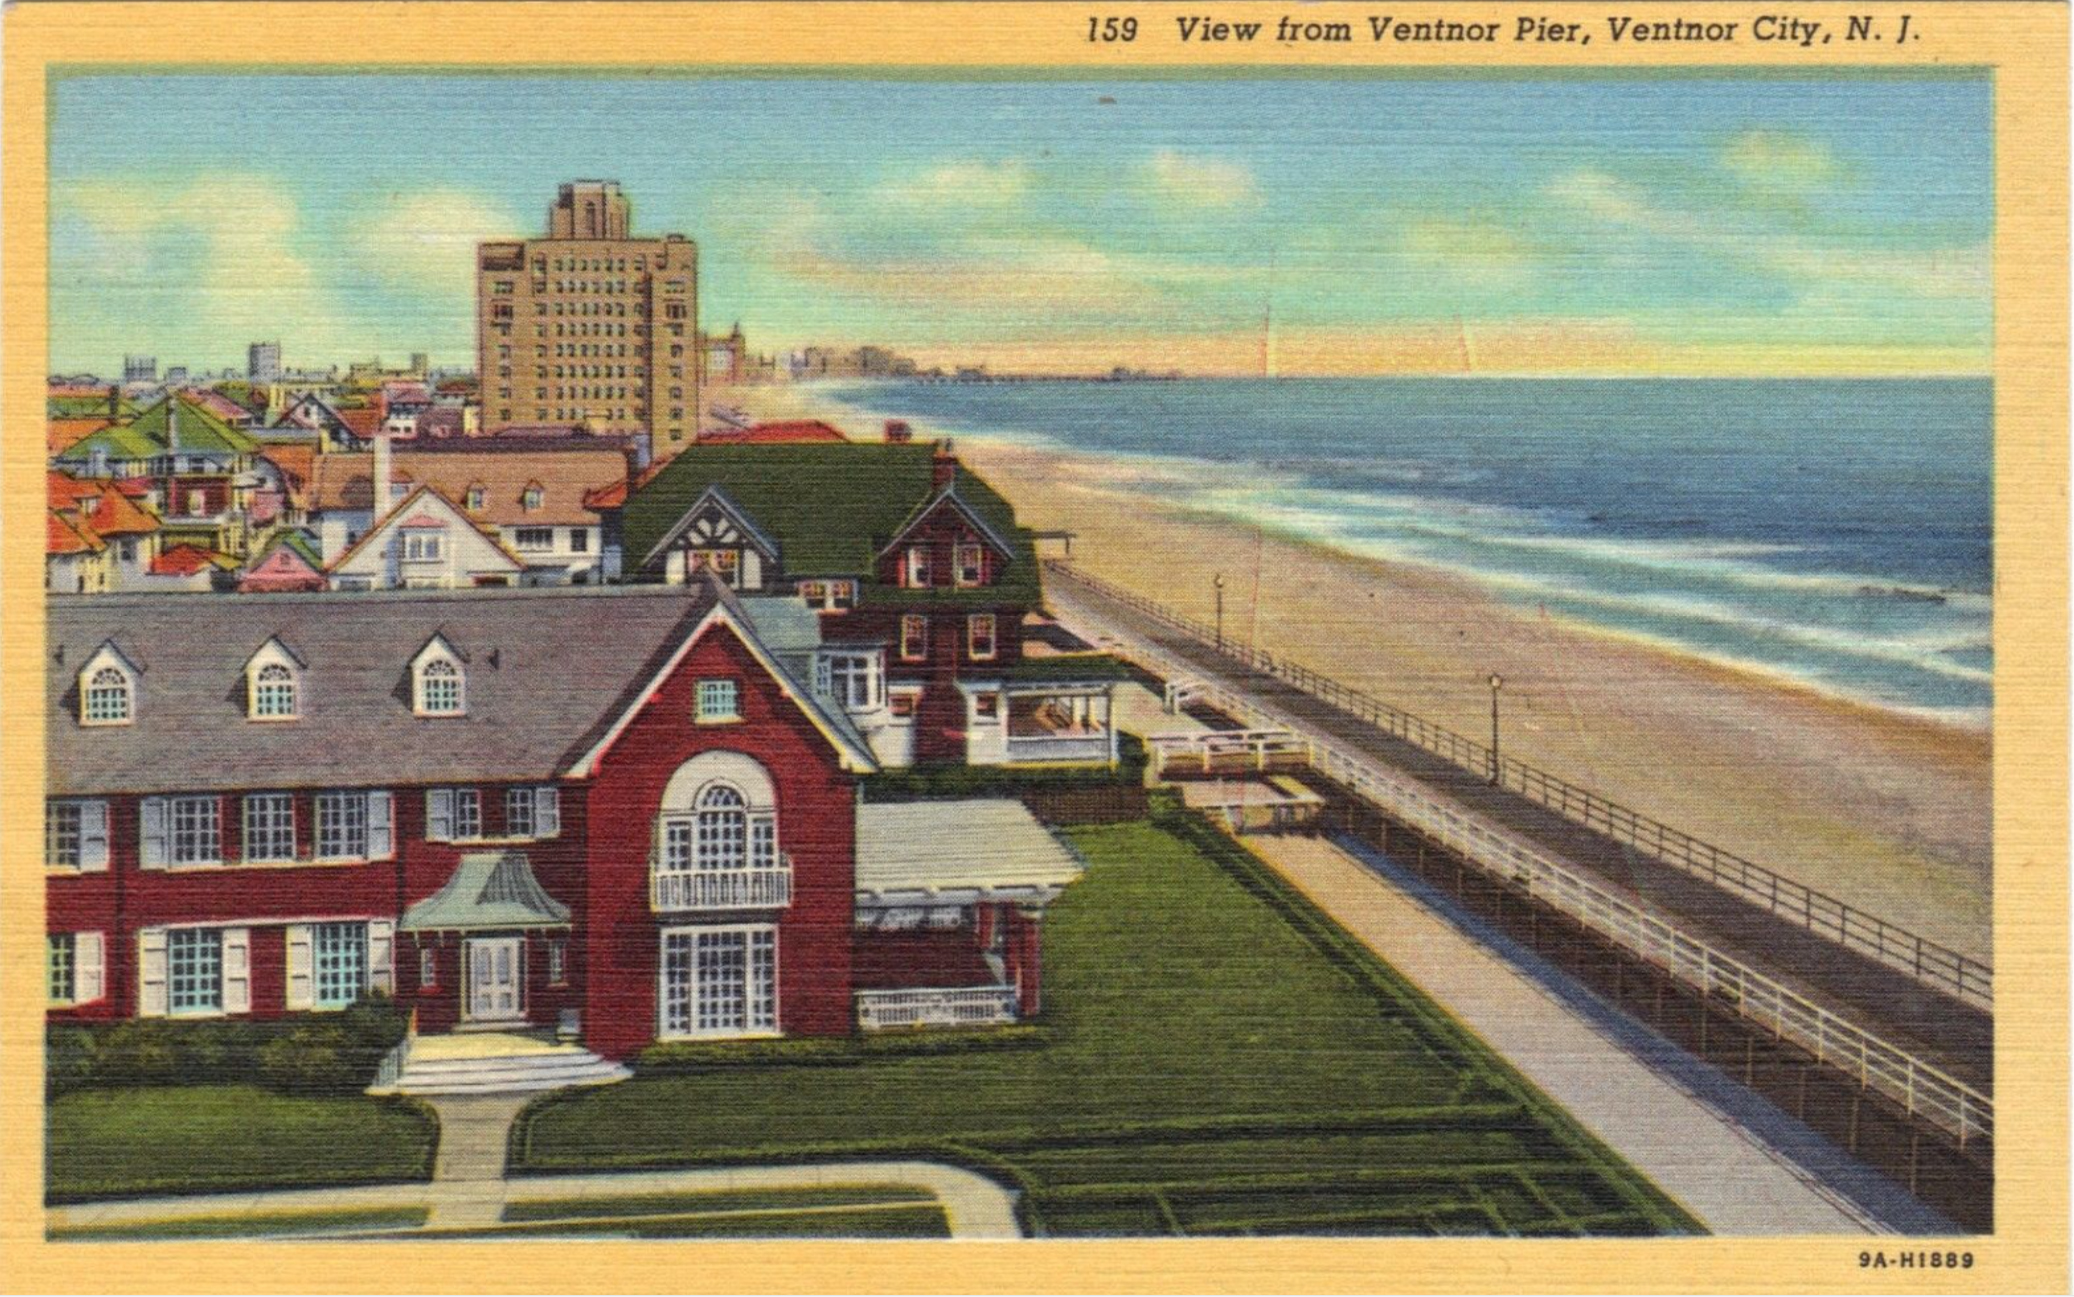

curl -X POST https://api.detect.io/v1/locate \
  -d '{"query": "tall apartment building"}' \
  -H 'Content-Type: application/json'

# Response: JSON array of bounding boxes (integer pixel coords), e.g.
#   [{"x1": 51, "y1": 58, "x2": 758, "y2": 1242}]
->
[
  {"x1": 477, "y1": 182, "x2": 699, "y2": 446},
  {"x1": 248, "y1": 341, "x2": 282, "y2": 383},
  {"x1": 123, "y1": 355, "x2": 157, "y2": 385}
]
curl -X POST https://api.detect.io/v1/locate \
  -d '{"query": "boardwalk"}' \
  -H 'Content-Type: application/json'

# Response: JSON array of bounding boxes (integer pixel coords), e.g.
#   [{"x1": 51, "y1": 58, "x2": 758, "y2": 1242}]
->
[
  {"x1": 1237, "y1": 831, "x2": 1958, "y2": 1234},
  {"x1": 1049, "y1": 572, "x2": 1993, "y2": 1091}
]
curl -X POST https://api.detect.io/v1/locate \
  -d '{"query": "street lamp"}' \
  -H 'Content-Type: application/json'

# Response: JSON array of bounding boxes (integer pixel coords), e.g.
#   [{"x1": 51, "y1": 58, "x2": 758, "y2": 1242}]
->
[
  {"x1": 1213, "y1": 573, "x2": 1227, "y2": 652},
  {"x1": 1487, "y1": 673, "x2": 1504, "y2": 785}
]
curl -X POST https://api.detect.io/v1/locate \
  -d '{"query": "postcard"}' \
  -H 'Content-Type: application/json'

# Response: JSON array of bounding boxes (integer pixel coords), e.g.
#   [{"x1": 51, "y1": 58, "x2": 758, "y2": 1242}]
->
[{"x1": 1, "y1": 1, "x2": 2066, "y2": 1292}]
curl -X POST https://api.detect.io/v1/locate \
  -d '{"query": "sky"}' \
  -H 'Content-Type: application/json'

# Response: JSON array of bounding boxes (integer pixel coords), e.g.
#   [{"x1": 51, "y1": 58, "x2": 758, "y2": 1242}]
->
[{"x1": 49, "y1": 72, "x2": 1991, "y2": 377}]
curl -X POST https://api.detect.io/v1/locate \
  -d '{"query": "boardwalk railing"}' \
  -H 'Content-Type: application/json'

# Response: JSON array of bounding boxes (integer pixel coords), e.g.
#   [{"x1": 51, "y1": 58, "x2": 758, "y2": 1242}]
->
[
  {"x1": 1045, "y1": 559, "x2": 1993, "y2": 1011},
  {"x1": 1110, "y1": 636, "x2": 1993, "y2": 1148}
]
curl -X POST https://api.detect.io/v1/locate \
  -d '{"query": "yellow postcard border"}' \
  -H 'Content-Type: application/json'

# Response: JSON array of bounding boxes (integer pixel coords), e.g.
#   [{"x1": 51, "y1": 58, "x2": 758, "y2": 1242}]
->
[{"x1": 2, "y1": 3, "x2": 2065, "y2": 1292}]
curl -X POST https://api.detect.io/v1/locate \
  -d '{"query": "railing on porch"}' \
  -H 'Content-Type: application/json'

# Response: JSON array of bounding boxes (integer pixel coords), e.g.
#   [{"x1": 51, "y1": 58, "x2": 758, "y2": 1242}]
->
[
  {"x1": 651, "y1": 856, "x2": 794, "y2": 912},
  {"x1": 1145, "y1": 728, "x2": 1311, "y2": 777},
  {"x1": 1005, "y1": 734, "x2": 1112, "y2": 763},
  {"x1": 856, "y1": 985, "x2": 1019, "y2": 1030}
]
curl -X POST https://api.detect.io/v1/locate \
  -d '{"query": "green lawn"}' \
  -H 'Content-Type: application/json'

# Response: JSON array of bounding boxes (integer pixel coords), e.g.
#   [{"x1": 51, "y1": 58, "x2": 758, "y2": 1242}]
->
[
  {"x1": 514, "y1": 812, "x2": 1698, "y2": 1237},
  {"x1": 47, "y1": 1086, "x2": 437, "y2": 1203},
  {"x1": 49, "y1": 1205, "x2": 429, "y2": 1241}
]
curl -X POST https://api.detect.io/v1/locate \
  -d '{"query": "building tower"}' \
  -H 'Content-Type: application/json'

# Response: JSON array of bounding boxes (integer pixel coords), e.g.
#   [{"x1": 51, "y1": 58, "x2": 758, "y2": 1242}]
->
[
  {"x1": 248, "y1": 341, "x2": 282, "y2": 383},
  {"x1": 477, "y1": 181, "x2": 698, "y2": 445}
]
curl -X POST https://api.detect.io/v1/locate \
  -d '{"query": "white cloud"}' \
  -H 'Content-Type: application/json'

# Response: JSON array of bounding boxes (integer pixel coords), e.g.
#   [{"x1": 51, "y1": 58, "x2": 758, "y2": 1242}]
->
[
  {"x1": 878, "y1": 159, "x2": 1034, "y2": 209},
  {"x1": 1146, "y1": 150, "x2": 1260, "y2": 208},
  {"x1": 345, "y1": 190, "x2": 520, "y2": 296}
]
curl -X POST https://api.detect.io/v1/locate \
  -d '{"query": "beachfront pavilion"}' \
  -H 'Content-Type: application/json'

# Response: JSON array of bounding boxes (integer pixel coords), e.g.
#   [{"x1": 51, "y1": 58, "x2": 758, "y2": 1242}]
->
[{"x1": 852, "y1": 800, "x2": 1084, "y2": 1030}]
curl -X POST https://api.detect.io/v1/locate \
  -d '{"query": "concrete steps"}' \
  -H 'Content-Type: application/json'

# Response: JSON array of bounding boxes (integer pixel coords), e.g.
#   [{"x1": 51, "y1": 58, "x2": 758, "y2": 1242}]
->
[{"x1": 368, "y1": 1039, "x2": 630, "y2": 1097}]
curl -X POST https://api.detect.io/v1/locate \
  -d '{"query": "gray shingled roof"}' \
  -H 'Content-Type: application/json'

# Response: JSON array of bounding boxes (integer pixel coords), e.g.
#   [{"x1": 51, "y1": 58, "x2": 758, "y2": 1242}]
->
[{"x1": 47, "y1": 585, "x2": 722, "y2": 796}]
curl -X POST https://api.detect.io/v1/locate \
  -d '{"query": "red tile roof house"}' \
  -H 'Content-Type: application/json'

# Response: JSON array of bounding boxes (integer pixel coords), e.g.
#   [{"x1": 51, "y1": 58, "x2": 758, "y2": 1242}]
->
[
  {"x1": 46, "y1": 584, "x2": 1083, "y2": 1082},
  {"x1": 47, "y1": 472, "x2": 164, "y2": 594},
  {"x1": 309, "y1": 440, "x2": 633, "y2": 585}
]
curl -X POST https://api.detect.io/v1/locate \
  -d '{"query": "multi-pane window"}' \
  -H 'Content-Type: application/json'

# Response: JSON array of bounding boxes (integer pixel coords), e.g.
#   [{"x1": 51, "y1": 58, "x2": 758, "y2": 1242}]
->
[
  {"x1": 694, "y1": 785, "x2": 748, "y2": 870},
  {"x1": 906, "y1": 547, "x2": 932, "y2": 588},
  {"x1": 968, "y1": 614, "x2": 998, "y2": 661},
  {"x1": 316, "y1": 792, "x2": 369, "y2": 860},
  {"x1": 313, "y1": 923, "x2": 367, "y2": 1009},
  {"x1": 48, "y1": 934, "x2": 75, "y2": 1005},
  {"x1": 569, "y1": 529, "x2": 590, "y2": 553},
  {"x1": 46, "y1": 802, "x2": 82, "y2": 868},
  {"x1": 168, "y1": 928, "x2": 223, "y2": 1015},
  {"x1": 661, "y1": 927, "x2": 776, "y2": 1038},
  {"x1": 251, "y1": 664, "x2": 297, "y2": 719},
  {"x1": 547, "y1": 938, "x2": 567, "y2": 986},
  {"x1": 818, "y1": 652, "x2": 882, "y2": 711},
  {"x1": 454, "y1": 789, "x2": 482, "y2": 840},
  {"x1": 900, "y1": 615, "x2": 929, "y2": 661},
  {"x1": 403, "y1": 532, "x2": 444, "y2": 562},
  {"x1": 514, "y1": 527, "x2": 555, "y2": 552},
  {"x1": 419, "y1": 947, "x2": 437, "y2": 989},
  {"x1": 84, "y1": 667, "x2": 131, "y2": 724},
  {"x1": 505, "y1": 787, "x2": 536, "y2": 839},
  {"x1": 688, "y1": 549, "x2": 739, "y2": 585},
  {"x1": 242, "y1": 793, "x2": 296, "y2": 862},
  {"x1": 418, "y1": 658, "x2": 464, "y2": 715},
  {"x1": 696, "y1": 679, "x2": 740, "y2": 722},
  {"x1": 956, "y1": 543, "x2": 985, "y2": 586},
  {"x1": 170, "y1": 796, "x2": 222, "y2": 866}
]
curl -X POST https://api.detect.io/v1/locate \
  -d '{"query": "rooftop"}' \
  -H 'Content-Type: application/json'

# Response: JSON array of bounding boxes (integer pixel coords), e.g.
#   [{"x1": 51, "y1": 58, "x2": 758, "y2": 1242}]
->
[{"x1": 855, "y1": 800, "x2": 1083, "y2": 904}]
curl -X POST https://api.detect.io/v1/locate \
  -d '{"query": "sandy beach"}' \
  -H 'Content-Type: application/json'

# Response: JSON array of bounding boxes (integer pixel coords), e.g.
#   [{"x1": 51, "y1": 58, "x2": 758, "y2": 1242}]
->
[{"x1": 721, "y1": 384, "x2": 1994, "y2": 964}]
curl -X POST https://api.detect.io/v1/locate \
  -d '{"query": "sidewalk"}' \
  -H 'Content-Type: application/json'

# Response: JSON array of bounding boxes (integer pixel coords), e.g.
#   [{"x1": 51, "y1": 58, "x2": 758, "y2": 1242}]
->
[{"x1": 1237, "y1": 829, "x2": 1959, "y2": 1236}]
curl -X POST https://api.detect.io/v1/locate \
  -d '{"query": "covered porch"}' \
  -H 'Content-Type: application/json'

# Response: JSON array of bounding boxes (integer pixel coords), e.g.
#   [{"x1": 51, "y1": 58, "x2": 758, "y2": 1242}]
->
[
  {"x1": 853, "y1": 800, "x2": 1084, "y2": 1030},
  {"x1": 399, "y1": 850, "x2": 577, "y2": 1040},
  {"x1": 960, "y1": 653, "x2": 1132, "y2": 767}
]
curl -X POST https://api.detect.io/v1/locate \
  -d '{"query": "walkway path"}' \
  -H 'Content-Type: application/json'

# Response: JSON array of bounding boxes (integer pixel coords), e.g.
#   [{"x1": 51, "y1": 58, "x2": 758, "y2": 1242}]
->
[
  {"x1": 1050, "y1": 574, "x2": 1992, "y2": 1089},
  {"x1": 1237, "y1": 828, "x2": 1957, "y2": 1235},
  {"x1": 49, "y1": 1093, "x2": 1022, "y2": 1239}
]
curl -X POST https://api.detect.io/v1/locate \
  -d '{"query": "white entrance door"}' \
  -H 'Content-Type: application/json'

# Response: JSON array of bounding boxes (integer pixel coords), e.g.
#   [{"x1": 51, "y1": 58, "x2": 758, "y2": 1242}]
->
[{"x1": 467, "y1": 937, "x2": 523, "y2": 1021}]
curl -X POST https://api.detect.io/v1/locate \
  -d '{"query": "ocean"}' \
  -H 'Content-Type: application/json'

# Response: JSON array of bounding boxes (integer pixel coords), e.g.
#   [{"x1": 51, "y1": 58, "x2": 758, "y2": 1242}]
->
[{"x1": 819, "y1": 378, "x2": 1993, "y2": 725}]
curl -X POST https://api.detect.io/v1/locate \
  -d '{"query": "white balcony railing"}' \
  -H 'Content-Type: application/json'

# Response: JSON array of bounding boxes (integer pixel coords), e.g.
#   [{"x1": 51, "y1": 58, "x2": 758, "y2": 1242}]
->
[
  {"x1": 856, "y1": 985, "x2": 1019, "y2": 1031},
  {"x1": 1004, "y1": 734, "x2": 1112, "y2": 764},
  {"x1": 650, "y1": 857, "x2": 793, "y2": 912}
]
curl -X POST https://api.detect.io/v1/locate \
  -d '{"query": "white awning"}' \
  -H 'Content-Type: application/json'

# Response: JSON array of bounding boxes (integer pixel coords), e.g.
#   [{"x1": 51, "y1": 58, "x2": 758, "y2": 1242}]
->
[{"x1": 855, "y1": 799, "x2": 1084, "y2": 907}]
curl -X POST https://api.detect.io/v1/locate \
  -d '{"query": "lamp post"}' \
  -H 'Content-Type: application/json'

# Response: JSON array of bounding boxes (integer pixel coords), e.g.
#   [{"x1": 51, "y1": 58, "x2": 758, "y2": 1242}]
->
[
  {"x1": 1213, "y1": 573, "x2": 1227, "y2": 652},
  {"x1": 1487, "y1": 673, "x2": 1504, "y2": 786}
]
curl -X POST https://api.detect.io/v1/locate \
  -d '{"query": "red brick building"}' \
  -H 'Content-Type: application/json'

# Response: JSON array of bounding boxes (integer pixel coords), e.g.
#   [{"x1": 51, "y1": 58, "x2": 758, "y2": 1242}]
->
[{"x1": 46, "y1": 584, "x2": 1081, "y2": 1065}]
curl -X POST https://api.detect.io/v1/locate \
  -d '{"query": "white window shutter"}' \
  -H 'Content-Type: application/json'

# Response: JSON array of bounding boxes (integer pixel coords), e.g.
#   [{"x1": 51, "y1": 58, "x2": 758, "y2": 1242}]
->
[
  {"x1": 367, "y1": 790, "x2": 394, "y2": 859},
  {"x1": 284, "y1": 924, "x2": 313, "y2": 1010},
  {"x1": 139, "y1": 797, "x2": 168, "y2": 869},
  {"x1": 138, "y1": 929, "x2": 168, "y2": 1016},
  {"x1": 221, "y1": 927, "x2": 251, "y2": 1014},
  {"x1": 75, "y1": 932, "x2": 105, "y2": 1003},
  {"x1": 536, "y1": 787, "x2": 560, "y2": 837},
  {"x1": 368, "y1": 919, "x2": 395, "y2": 995},
  {"x1": 426, "y1": 789, "x2": 453, "y2": 842},
  {"x1": 79, "y1": 801, "x2": 110, "y2": 872}
]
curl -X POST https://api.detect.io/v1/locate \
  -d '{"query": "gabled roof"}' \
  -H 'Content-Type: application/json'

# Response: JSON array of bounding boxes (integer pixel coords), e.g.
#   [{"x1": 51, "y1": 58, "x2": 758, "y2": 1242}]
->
[
  {"x1": 150, "y1": 544, "x2": 238, "y2": 576},
  {"x1": 49, "y1": 418, "x2": 115, "y2": 456},
  {"x1": 401, "y1": 851, "x2": 571, "y2": 932},
  {"x1": 696, "y1": 420, "x2": 850, "y2": 445},
  {"x1": 878, "y1": 485, "x2": 1020, "y2": 562},
  {"x1": 48, "y1": 511, "x2": 105, "y2": 556},
  {"x1": 337, "y1": 407, "x2": 384, "y2": 441},
  {"x1": 312, "y1": 447, "x2": 628, "y2": 527},
  {"x1": 640, "y1": 483, "x2": 782, "y2": 566},
  {"x1": 324, "y1": 485, "x2": 525, "y2": 575},
  {"x1": 623, "y1": 443, "x2": 1039, "y2": 601},
  {"x1": 49, "y1": 472, "x2": 161, "y2": 544},
  {"x1": 249, "y1": 528, "x2": 324, "y2": 573},
  {"x1": 257, "y1": 444, "x2": 319, "y2": 506},
  {"x1": 58, "y1": 394, "x2": 260, "y2": 462},
  {"x1": 46, "y1": 583, "x2": 872, "y2": 796}
]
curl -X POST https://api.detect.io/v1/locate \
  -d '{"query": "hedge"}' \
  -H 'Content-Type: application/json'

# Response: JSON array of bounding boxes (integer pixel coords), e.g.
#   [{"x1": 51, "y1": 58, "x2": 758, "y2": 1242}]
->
[
  {"x1": 860, "y1": 735, "x2": 1147, "y2": 802},
  {"x1": 633, "y1": 1024, "x2": 1050, "y2": 1074},
  {"x1": 47, "y1": 996, "x2": 408, "y2": 1097}
]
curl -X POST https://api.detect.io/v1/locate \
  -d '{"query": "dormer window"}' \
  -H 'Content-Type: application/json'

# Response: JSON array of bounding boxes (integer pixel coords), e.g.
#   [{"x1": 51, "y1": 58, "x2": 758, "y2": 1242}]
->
[
  {"x1": 906, "y1": 547, "x2": 932, "y2": 588},
  {"x1": 84, "y1": 667, "x2": 132, "y2": 725},
  {"x1": 522, "y1": 484, "x2": 544, "y2": 511},
  {"x1": 466, "y1": 485, "x2": 487, "y2": 512},
  {"x1": 78, "y1": 642, "x2": 139, "y2": 727},
  {"x1": 418, "y1": 659, "x2": 463, "y2": 716},
  {"x1": 411, "y1": 636, "x2": 467, "y2": 717},
  {"x1": 250, "y1": 664, "x2": 298, "y2": 719}
]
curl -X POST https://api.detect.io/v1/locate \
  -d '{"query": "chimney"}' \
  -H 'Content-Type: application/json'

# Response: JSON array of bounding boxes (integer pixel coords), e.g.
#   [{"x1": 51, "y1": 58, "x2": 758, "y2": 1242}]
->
[
  {"x1": 883, "y1": 419, "x2": 912, "y2": 444},
  {"x1": 106, "y1": 384, "x2": 120, "y2": 421},
  {"x1": 166, "y1": 396, "x2": 180, "y2": 451},
  {"x1": 931, "y1": 439, "x2": 957, "y2": 491},
  {"x1": 373, "y1": 433, "x2": 394, "y2": 523}
]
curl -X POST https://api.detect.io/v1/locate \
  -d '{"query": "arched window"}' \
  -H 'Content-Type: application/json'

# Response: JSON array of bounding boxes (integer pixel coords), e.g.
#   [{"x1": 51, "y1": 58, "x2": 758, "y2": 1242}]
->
[
  {"x1": 694, "y1": 784, "x2": 748, "y2": 871},
  {"x1": 251, "y1": 663, "x2": 298, "y2": 719},
  {"x1": 83, "y1": 667, "x2": 131, "y2": 725},
  {"x1": 417, "y1": 657, "x2": 464, "y2": 716},
  {"x1": 657, "y1": 769, "x2": 779, "y2": 878}
]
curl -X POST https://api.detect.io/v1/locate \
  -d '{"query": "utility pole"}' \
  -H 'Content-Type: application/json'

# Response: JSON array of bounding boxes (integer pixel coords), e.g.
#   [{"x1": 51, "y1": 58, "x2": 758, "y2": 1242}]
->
[
  {"x1": 1488, "y1": 673, "x2": 1504, "y2": 785},
  {"x1": 1214, "y1": 573, "x2": 1227, "y2": 651}
]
